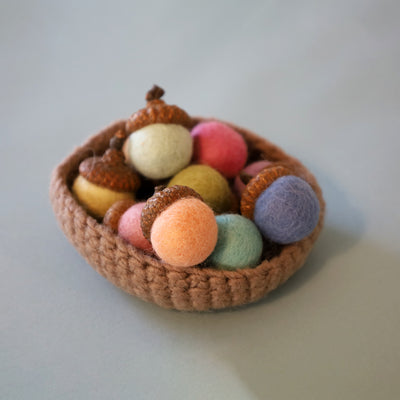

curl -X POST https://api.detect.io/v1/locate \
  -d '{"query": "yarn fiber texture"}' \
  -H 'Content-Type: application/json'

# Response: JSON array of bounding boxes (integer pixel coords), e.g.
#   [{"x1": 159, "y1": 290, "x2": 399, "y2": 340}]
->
[
  {"x1": 72, "y1": 175, "x2": 134, "y2": 218},
  {"x1": 49, "y1": 118, "x2": 325, "y2": 311},
  {"x1": 191, "y1": 121, "x2": 248, "y2": 178},
  {"x1": 254, "y1": 175, "x2": 320, "y2": 244},
  {"x1": 168, "y1": 164, "x2": 232, "y2": 214},
  {"x1": 118, "y1": 202, "x2": 153, "y2": 253},
  {"x1": 151, "y1": 197, "x2": 218, "y2": 268},
  {"x1": 209, "y1": 214, "x2": 263, "y2": 270},
  {"x1": 126, "y1": 123, "x2": 192, "y2": 179}
]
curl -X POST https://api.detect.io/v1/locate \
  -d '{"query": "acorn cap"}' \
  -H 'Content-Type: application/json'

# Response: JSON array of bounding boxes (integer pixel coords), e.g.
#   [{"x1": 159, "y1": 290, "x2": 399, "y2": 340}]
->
[
  {"x1": 141, "y1": 185, "x2": 203, "y2": 241},
  {"x1": 125, "y1": 85, "x2": 193, "y2": 133},
  {"x1": 103, "y1": 199, "x2": 136, "y2": 232},
  {"x1": 79, "y1": 148, "x2": 141, "y2": 192},
  {"x1": 240, "y1": 165, "x2": 293, "y2": 219}
]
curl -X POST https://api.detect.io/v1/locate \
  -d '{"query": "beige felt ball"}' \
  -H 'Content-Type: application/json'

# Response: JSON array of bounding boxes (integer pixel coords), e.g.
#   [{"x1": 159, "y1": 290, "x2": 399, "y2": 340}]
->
[
  {"x1": 72, "y1": 175, "x2": 135, "y2": 218},
  {"x1": 125, "y1": 123, "x2": 192, "y2": 179},
  {"x1": 168, "y1": 165, "x2": 232, "y2": 213}
]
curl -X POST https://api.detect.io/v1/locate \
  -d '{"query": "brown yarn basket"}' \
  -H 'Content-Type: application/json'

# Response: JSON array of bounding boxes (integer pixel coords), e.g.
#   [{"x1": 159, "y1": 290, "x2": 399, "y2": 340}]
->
[{"x1": 49, "y1": 118, "x2": 325, "y2": 311}]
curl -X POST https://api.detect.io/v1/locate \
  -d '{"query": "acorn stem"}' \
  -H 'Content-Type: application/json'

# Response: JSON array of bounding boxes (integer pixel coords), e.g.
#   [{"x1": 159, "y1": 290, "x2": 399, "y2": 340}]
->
[
  {"x1": 154, "y1": 185, "x2": 167, "y2": 194},
  {"x1": 146, "y1": 85, "x2": 165, "y2": 102},
  {"x1": 109, "y1": 129, "x2": 126, "y2": 150}
]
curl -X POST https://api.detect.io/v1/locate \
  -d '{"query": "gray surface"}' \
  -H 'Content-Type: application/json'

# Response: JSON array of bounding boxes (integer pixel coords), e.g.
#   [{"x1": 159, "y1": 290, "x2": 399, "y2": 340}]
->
[{"x1": 1, "y1": 1, "x2": 400, "y2": 399}]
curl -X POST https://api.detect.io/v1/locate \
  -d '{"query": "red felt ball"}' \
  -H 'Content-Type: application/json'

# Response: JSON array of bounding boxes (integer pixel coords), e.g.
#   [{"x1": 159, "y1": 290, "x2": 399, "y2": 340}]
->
[
  {"x1": 118, "y1": 202, "x2": 153, "y2": 253},
  {"x1": 191, "y1": 121, "x2": 247, "y2": 178}
]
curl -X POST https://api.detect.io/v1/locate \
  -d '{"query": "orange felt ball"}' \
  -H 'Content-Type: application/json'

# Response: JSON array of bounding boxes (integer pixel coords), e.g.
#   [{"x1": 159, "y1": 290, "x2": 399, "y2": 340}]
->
[{"x1": 151, "y1": 197, "x2": 218, "y2": 268}]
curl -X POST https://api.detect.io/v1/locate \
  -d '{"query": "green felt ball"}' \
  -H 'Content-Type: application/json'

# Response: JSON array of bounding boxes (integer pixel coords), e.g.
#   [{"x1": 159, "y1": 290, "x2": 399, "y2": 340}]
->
[
  {"x1": 209, "y1": 214, "x2": 263, "y2": 270},
  {"x1": 168, "y1": 165, "x2": 232, "y2": 213},
  {"x1": 126, "y1": 123, "x2": 192, "y2": 179}
]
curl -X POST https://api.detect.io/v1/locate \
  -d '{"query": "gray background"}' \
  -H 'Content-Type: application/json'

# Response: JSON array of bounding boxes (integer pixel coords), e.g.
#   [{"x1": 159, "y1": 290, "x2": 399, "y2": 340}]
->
[{"x1": 1, "y1": 1, "x2": 400, "y2": 399}]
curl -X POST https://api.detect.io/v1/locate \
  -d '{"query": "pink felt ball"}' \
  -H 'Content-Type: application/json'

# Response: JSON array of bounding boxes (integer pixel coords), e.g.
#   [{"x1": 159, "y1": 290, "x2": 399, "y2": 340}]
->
[
  {"x1": 191, "y1": 121, "x2": 247, "y2": 178},
  {"x1": 118, "y1": 202, "x2": 153, "y2": 253},
  {"x1": 233, "y1": 160, "x2": 272, "y2": 198}
]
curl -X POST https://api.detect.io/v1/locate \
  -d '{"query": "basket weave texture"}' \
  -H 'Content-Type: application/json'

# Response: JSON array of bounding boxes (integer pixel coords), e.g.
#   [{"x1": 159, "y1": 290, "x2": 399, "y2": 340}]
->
[{"x1": 49, "y1": 119, "x2": 325, "y2": 311}]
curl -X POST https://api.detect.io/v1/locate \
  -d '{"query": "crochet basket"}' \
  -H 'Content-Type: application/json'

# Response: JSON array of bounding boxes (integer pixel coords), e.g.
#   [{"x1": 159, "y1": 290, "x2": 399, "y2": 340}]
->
[{"x1": 49, "y1": 118, "x2": 325, "y2": 311}]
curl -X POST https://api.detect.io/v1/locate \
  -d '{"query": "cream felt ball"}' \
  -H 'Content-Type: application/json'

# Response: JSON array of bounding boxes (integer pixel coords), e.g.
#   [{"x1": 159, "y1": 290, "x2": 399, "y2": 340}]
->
[
  {"x1": 72, "y1": 175, "x2": 135, "y2": 219},
  {"x1": 208, "y1": 214, "x2": 263, "y2": 270},
  {"x1": 191, "y1": 121, "x2": 248, "y2": 178},
  {"x1": 168, "y1": 165, "x2": 232, "y2": 213},
  {"x1": 118, "y1": 202, "x2": 153, "y2": 253},
  {"x1": 150, "y1": 197, "x2": 218, "y2": 268},
  {"x1": 234, "y1": 160, "x2": 272, "y2": 198},
  {"x1": 254, "y1": 175, "x2": 320, "y2": 244},
  {"x1": 126, "y1": 123, "x2": 192, "y2": 179}
]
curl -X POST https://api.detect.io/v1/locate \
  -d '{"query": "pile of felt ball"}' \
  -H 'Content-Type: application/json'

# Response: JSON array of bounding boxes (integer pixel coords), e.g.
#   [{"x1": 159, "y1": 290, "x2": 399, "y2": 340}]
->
[{"x1": 72, "y1": 85, "x2": 320, "y2": 270}]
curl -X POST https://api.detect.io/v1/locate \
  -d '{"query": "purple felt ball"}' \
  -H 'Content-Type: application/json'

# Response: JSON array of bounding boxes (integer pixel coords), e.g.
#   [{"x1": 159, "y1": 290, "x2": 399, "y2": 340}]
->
[{"x1": 253, "y1": 175, "x2": 320, "y2": 244}]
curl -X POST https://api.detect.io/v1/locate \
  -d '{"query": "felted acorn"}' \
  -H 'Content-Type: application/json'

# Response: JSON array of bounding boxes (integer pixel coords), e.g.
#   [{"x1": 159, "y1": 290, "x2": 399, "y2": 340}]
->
[
  {"x1": 141, "y1": 185, "x2": 218, "y2": 268},
  {"x1": 103, "y1": 199, "x2": 153, "y2": 252},
  {"x1": 123, "y1": 85, "x2": 193, "y2": 180},
  {"x1": 103, "y1": 198, "x2": 136, "y2": 232},
  {"x1": 233, "y1": 160, "x2": 272, "y2": 198},
  {"x1": 208, "y1": 214, "x2": 263, "y2": 270},
  {"x1": 191, "y1": 120, "x2": 248, "y2": 178},
  {"x1": 241, "y1": 166, "x2": 320, "y2": 244},
  {"x1": 119, "y1": 203, "x2": 154, "y2": 253},
  {"x1": 72, "y1": 141, "x2": 140, "y2": 219},
  {"x1": 168, "y1": 165, "x2": 232, "y2": 214}
]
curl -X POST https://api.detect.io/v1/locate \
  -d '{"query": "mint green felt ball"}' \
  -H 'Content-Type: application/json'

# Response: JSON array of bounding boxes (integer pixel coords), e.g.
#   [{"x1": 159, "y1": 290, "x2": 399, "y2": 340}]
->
[
  {"x1": 209, "y1": 214, "x2": 263, "y2": 270},
  {"x1": 126, "y1": 123, "x2": 192, "y2": 179}
]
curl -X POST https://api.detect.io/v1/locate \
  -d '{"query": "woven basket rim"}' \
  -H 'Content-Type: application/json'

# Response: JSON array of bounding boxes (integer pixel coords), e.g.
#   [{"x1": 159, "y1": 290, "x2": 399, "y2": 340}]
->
[{"x1": 49, "y1": 118, "x2": 325, "y2": 310}]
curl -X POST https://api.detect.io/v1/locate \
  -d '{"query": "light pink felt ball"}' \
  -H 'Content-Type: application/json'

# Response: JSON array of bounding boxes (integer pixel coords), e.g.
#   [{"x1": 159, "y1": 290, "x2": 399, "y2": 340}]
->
[
  {"x1": 118, "y1": 202, "x2": 153, "y2": 253},
  {"x1": 234, "y1": 160, "x2": 272, "y2": 198},
  {"x1": 191, "y1": 121, "x2": 248, "y2": 178}
]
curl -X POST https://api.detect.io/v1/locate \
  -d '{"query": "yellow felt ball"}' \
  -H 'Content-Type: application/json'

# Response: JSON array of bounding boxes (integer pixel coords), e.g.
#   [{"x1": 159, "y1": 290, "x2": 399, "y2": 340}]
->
[
  {"x1": 72, "y1": 175, "x2": 135, "y2": 218},
  {"x1": 168, "y1": 165, "x2": 232, "y2": 213}
]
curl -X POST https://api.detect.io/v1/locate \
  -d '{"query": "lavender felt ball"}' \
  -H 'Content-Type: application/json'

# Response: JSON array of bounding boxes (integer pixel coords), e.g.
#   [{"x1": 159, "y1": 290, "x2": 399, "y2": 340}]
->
[{"x1": 253, "y1": 175, "x2": 320, "y2": 244}]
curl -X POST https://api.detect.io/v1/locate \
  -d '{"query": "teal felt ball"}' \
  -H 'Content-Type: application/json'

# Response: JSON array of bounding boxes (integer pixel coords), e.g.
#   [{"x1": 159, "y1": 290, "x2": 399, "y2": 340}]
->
[{"x1": 209, "y1": 214, "x2": 263, "y2": 270}]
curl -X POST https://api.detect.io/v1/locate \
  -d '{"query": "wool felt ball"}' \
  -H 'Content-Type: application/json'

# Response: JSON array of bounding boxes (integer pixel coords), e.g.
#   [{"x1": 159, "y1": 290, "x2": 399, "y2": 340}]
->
[
  {"x1": 234, "y1": 160, "x2": 272, "y2": 198},
  {"x1": 254, "y1": 175, "x2": 320, "y2": 244},
  {"x1": 191, "y1": 121, "x2": 248, "y2": 178},
  {"x1": 72, "y1": 175, "x2": 135, "y2": 219},
  {"x1": 118, "y1": 202, "x2": 153, "y2": 253},
  {"x1": 208, "y1": 214, "x2": 263, "y2": 270},
  {"x1": 168, "y1": 165, "x2": 232, "y2": 213},
  {"x1": 125, "y1": 123, "x2": 192, "y2": 179},
  {"x1": 151, "y1": 197, "x2": 218, "y2": 268}
]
